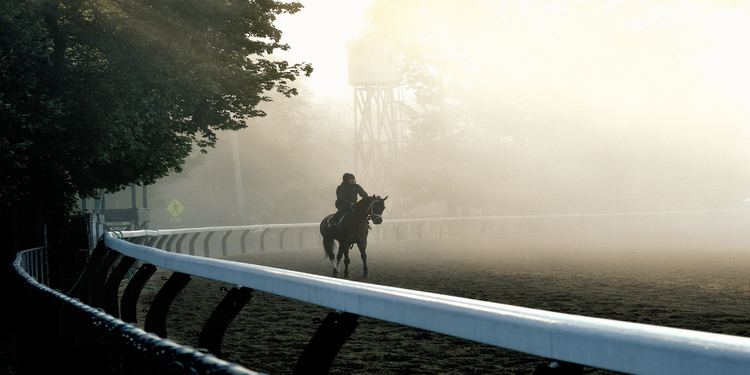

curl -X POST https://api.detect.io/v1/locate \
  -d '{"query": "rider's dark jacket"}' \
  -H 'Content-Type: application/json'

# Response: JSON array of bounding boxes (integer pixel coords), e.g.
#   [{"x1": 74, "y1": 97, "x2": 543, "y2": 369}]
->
[{"x1": 336, "y1": 183, "x2": 368, "y2": 211}]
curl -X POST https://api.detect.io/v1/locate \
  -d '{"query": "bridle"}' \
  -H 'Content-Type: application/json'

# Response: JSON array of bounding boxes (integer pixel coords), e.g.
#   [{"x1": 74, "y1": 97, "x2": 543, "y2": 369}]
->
[
  {"x1": 352, "y1": 197, "x2": 383, "y2": 222},
  {"x1": 367, "y1": 198, "x2": 383, "y2": 222}
]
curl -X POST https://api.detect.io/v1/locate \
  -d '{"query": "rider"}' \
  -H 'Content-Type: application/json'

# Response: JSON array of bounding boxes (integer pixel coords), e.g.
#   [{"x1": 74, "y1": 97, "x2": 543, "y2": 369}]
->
[{"x1": 329, "y1": 172, "x2": 368, "y2": 226}]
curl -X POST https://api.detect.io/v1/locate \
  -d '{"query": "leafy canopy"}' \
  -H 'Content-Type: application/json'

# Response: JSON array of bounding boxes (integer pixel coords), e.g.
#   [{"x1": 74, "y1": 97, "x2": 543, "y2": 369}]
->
[{"x1": 1, "y1": 0, "x2": 312, "y2": 214}]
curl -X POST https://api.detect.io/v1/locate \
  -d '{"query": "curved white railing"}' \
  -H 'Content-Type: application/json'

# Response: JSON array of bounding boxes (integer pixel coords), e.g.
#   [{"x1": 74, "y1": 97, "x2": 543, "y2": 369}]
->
[
  {"x1": 13, "y1": 246, "x2": 260, "y2": 375},
  {"x1": 114, "y1": 209, "x2": 750, "y2": 257},
  {"x1": 105, "y1": 229, "x2": 750, "y2": 375}
]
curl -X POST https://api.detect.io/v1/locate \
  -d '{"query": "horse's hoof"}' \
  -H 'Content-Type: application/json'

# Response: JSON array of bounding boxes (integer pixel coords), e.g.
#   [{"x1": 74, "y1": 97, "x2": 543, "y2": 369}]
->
[
  {"x1": 333, "y1": 270, "x2": 339, "y2": 277},
  {"x1": 363, "y1": 272, "x2": 369, "y2": 279}
]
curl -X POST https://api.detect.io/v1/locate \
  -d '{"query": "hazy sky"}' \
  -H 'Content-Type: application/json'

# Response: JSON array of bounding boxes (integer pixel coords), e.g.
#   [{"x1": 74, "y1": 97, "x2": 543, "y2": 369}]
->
[
  {"x1": 274, "y1": 1, "x2": 750, "y2": 112},
  {"x1": 266, "y1": 1, "x2": 750, "y2": 215},
  {"x1": 700, "y1": 9, "x2": 750, "y2": 112},
  {"x1": 274, "y1": 0, "x2": 375, "y2": 96},
  {"x1": 147, "y1": 1, "x2": 750, "y2": 224}
]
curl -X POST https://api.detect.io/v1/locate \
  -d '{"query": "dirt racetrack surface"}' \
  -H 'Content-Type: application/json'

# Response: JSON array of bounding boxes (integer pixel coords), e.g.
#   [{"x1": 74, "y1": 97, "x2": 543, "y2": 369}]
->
[{"x1": 130, "y1": 227, "x2": 750, "y2": 374}]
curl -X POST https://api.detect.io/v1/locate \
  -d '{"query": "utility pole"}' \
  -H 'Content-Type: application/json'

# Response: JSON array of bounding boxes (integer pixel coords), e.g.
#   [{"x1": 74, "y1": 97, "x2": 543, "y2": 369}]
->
[{"x1": 230, "y1": 131, "x2": 247, "y2": 223}]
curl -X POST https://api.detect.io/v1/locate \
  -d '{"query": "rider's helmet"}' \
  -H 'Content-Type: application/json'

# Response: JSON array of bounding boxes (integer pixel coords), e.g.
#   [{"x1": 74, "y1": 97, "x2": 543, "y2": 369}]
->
[{"x1": 342, "y1": 172, "x2": 355, "y2": 181}]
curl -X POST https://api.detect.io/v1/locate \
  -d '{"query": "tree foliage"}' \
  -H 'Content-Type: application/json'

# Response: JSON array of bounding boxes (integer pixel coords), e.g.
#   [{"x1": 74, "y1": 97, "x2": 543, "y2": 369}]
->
[{"x1": 1, "y1": 0, "x2": 311, "y2": 219}]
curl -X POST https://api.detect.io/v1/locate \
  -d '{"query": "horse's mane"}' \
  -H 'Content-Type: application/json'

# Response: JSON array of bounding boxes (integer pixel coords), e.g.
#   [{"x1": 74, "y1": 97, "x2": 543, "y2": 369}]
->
[
  {"x1": 351, "y1": 195, "x2": 370, "y2": 210},
  {"x1": 354, "y1": 195, "x2": 383, "y2": 208}
]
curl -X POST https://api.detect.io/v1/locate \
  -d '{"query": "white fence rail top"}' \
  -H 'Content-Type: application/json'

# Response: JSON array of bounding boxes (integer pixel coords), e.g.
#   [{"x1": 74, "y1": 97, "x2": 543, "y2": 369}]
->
[
  {"x1": 117, "y1": 222, "x2": 318, "y2": 238},
  {"x1": 105, "y1": 234, "x2": 750, "y2": 375},
  {"x1": 114, "y1": 209, "x2": 750, "y2": 239}
]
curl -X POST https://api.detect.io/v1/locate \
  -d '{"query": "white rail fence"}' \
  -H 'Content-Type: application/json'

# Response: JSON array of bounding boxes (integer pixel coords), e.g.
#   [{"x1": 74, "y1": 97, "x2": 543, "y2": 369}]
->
[
  {"x1": 117, "y1": 209, "x2": 750, "y2": 257},
  {"x1": 105, "y1": 209, "x2": 750, "y2": 375}
]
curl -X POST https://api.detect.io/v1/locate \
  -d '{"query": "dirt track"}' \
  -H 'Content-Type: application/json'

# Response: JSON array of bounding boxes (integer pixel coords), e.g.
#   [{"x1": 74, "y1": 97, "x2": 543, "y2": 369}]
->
[{"x1": 131, "y1": 227, "x2": 750, "y2": 374}]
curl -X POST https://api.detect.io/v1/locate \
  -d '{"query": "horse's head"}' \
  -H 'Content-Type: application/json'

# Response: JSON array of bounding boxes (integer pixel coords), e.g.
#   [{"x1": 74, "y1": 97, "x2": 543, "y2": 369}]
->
[
  {"x1": 369, "y1": 195, "x2": 387, "y2": 225},
  {"x1": 353, "y1": 195, "x2": 388, "y2": 224}
]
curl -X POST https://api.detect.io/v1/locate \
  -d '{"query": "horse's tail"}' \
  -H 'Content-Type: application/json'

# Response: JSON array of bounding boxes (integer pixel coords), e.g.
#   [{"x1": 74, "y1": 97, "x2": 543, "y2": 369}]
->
[
  {"x1": 320, "y1": 215, "x2": 337, "y2": 259},
  {"x1": 322, "y1": 236, "x2": 337, "y2": 259}
]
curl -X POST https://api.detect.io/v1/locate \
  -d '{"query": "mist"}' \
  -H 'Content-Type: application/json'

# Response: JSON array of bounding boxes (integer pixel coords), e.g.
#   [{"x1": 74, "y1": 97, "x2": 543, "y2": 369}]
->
[
  {"x1": 366, "y1": 0, "x2": 750, "y2": 216},
  {"x1": 108, "y1": 1, "x2": 750, "y2": 228}
]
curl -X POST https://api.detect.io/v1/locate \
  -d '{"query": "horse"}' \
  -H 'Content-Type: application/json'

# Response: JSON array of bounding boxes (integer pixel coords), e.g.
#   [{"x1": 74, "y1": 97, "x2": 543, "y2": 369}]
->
[{"x1": 319, "y1": 195, "x2": 387, "y2": 279}]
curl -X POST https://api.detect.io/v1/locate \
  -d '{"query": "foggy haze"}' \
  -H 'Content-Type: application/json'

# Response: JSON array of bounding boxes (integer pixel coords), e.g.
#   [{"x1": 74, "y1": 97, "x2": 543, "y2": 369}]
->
[
  {"x1": 365, "y1": 1, "x2": 750, "y2": 216},
  {"x1": 111, "y1": 1, "x2": 750, "y2": 228}
]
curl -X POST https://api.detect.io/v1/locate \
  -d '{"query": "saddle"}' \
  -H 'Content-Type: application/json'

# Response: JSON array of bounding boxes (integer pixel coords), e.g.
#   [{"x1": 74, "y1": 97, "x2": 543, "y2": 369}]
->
[{"x1": 327, "y1": 212, "x2": 349, "y2": 227}]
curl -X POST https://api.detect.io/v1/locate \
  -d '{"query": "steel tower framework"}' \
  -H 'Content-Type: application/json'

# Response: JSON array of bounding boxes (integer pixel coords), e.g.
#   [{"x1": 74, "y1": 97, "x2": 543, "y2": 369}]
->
[{"x1": 353, "y1": 85, "x2": 407, "y2": 195}]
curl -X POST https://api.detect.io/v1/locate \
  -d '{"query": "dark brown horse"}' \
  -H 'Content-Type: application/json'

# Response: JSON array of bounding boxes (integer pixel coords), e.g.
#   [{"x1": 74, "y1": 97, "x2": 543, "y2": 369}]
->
[{"x1": 319, "y1": 195, "x2": 387, "y2": 278}]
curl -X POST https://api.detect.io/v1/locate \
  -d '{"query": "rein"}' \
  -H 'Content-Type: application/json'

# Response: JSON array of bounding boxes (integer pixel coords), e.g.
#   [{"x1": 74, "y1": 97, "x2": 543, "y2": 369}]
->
[
  {"x1": 353, "y1": 198, "x2": 382, "y2": 221},
  {"x1": 367, "y1": 199, "x2": 383, "y2": 221}
]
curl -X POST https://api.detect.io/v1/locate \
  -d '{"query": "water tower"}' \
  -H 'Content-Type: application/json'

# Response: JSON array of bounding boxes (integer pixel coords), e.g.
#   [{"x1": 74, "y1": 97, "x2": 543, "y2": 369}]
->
[{"x1": 346, "y1": 38, "x2": 407, "y2": 195}]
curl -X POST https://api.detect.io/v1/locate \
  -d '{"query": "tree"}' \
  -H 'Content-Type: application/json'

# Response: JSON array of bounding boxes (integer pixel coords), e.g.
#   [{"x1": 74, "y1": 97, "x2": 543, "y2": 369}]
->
[
  {"x1": 1, "y1": 0, "x2": 312, "y2": 251},
  {"x1": 1, "y1": 1, "x2": 62, "y2": 211}
]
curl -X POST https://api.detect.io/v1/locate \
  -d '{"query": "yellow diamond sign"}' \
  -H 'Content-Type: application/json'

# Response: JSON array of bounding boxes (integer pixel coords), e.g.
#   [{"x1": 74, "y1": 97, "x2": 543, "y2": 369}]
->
[{"x1": 167, "y1": 199, "x2": 185, "y2": 218}]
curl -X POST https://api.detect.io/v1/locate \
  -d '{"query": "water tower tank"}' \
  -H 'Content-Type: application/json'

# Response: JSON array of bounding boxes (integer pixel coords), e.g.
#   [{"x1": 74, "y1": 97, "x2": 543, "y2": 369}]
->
[{"x1": 346, "y1": 38, "x2": 398, "y2": 86}]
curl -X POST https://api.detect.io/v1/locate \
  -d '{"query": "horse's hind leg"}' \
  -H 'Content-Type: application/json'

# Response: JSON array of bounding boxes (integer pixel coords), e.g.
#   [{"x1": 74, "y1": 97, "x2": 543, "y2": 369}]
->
[
  {"x1": 331, "y1": 257, "x2": 339, "y2": 275},
  {"x1": 330, "y1": 243, "x2": 338, "y2": 273},
  {"x1": 358, "y1": 241, "x2": 369, "y2": 279},
  {"x1": 323, "y1": 238, "x2": 339, "y2": 274}
]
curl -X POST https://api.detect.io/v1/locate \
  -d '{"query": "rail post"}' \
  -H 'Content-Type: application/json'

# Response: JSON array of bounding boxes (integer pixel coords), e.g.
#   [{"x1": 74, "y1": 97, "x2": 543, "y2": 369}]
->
[
  {"x1": 240, "y1": 229, "x2": 252, "y2": 254},
  {"x1": 144, "y1": 272, "x2": 192, "y2": 338},
  {"x1": 121, "y1": 263, "x2": 157, "y2": 324},
  {"x1": 197, "y1": 287, "x2": 254, "y2": 357},
  {"x1": 189, "y1": 232, "x2": 201, "y2": 256},
  {"x1": 203, "y1": 231, "x2": 215, "y2": 257},
  {"x1": 175, "y1": 233, "x2": 188, "y2": 253},
  {"x1": 298, "y1": 227, "x2": 307, "y2": 248},
  {"x1": 221, "y1": 230, "x2": 232, "y2": 256},
  {"x1": 260, "y1": 228, "x2": 269, "y2": 252},
  {"x1": 294, "y1": 311, "x2": 359, "y2": 374},
  {"x1": 103, "y1": 256, "x2": 137, "y2": 318}
]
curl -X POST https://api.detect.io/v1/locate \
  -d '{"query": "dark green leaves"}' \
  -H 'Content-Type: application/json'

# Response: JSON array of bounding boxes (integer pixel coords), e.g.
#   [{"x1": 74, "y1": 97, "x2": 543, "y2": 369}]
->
[{"x1": 1, "y1": 0, "x2": 311, "y2": 213}]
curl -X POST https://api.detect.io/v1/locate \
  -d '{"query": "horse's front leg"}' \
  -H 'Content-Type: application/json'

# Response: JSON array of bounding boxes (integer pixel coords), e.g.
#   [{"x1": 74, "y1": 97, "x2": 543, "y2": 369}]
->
[
  {"x1": 357, "y1": 240, "x2": 368, "y2": 279},
  {"x1": 337, "y1": 243, "x2": 352, "y2": 278},
  {"x1": 335, "y1": 243, "x2": 346, "y2": 277}
]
